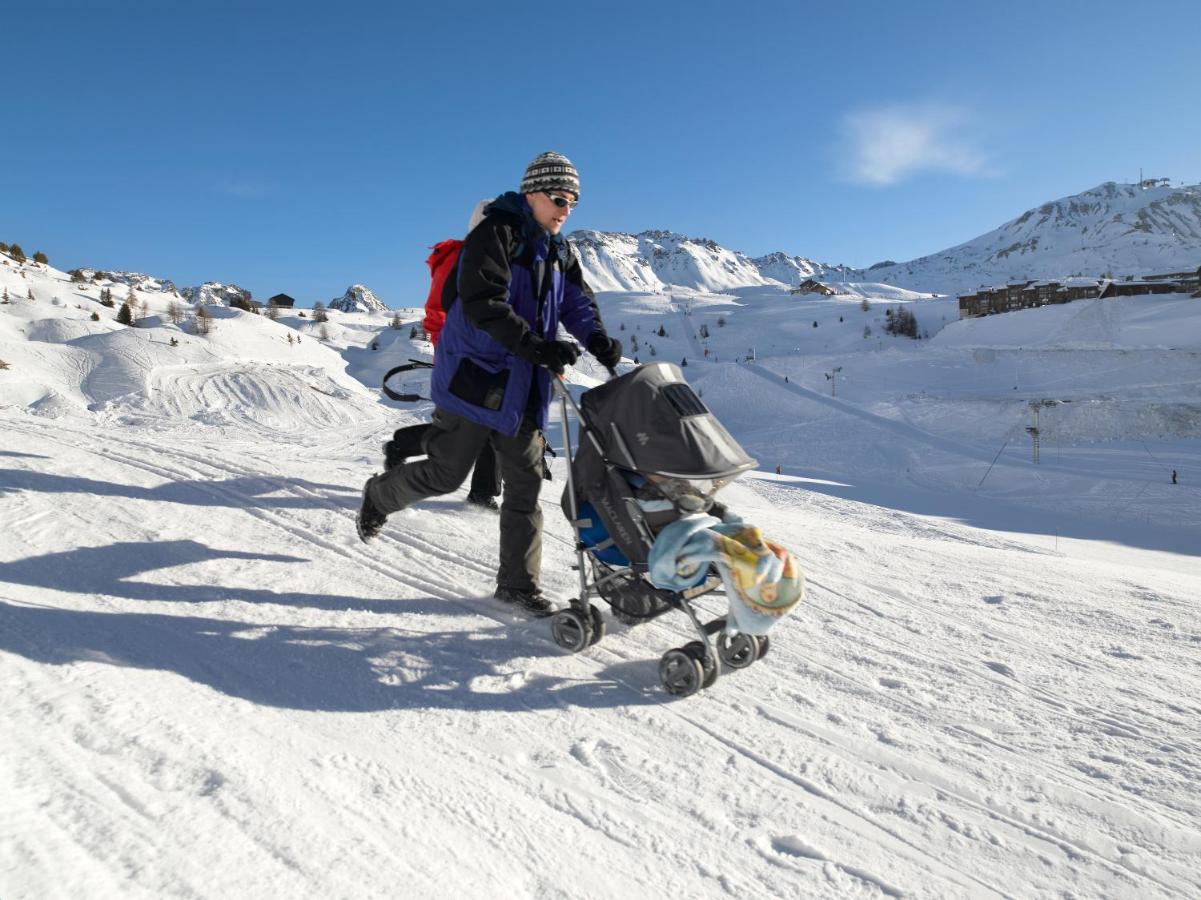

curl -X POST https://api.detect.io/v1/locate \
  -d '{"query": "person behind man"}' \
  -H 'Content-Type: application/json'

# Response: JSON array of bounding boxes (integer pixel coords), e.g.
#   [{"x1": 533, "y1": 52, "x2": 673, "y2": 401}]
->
[
  {"x1": 357, "y1": 152, "x2": 623, "y2": 614},
  {"x1": 381, "y1": 202, "x2": 502, "y2": 510}
]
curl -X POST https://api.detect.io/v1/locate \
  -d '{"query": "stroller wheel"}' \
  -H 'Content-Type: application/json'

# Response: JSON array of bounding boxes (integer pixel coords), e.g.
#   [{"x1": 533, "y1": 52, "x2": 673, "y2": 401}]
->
[
  {"x1": 587, "y1": 604, "x2": 606, "y2": 646},
  {"x1": 683, "y1": 641, "x2": 720, "y2": 689},
  {"x1": 550, "y1": 608, "x2": 593, "y2": 653},
  {"x1": 659, "y1": 649, "x2": 704, "y2": 697},
  {"x1": 717, "y1": 633, "x2": 759, "y2": 670},
  {"x1": 754, "y1": 635, "x2": 770, "y2": 660}
]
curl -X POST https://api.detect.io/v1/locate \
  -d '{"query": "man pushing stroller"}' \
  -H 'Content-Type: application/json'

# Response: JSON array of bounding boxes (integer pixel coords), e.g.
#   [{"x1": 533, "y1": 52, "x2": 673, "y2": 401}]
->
[{"x1": 356, "y1": 152, "x2": 623, "y2": 615}]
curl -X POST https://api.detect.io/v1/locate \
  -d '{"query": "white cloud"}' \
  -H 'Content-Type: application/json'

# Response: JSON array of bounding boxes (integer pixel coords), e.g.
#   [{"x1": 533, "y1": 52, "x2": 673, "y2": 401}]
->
[{"x1": 839, "y1": 101, "x2": 992, "y2": 186}]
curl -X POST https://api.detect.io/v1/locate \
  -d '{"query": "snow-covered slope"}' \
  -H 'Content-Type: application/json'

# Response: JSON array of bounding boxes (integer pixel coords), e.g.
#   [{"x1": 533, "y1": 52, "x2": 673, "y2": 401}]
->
[
  {"x1": 328, "y1": 284, "x2": 389, "y2": 313},
  {"x1": 3, "y1": 241, "x2": 1201, "y2": 899},
  {"x1": 862, "y1": 181, "x2": 1201, "y2": 294}
]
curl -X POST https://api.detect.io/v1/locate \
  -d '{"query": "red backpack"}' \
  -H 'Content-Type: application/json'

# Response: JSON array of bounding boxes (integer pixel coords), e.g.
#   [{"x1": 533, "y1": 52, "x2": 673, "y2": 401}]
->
[{"x1": 421, "y1": 239, "x2": 464, "y2": 347}]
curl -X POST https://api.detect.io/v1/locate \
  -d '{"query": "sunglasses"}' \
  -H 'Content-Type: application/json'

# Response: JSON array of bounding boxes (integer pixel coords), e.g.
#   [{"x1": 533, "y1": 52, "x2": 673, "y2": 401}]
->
[{"x1": 544, "y1": 192, "x2": 578, "y2": 210}]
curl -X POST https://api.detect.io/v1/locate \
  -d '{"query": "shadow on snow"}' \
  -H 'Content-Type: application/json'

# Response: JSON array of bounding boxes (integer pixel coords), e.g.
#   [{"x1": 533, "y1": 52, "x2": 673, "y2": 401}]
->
[{"x1": 0, "y1": 540, "x2": 663, "y2": 712}]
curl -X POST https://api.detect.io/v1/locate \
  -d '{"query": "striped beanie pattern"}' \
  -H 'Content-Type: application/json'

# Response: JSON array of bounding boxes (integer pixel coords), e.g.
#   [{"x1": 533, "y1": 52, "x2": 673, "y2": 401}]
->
[{"x1": 520, "y1": 151, "x2": 580, "y2": 199}]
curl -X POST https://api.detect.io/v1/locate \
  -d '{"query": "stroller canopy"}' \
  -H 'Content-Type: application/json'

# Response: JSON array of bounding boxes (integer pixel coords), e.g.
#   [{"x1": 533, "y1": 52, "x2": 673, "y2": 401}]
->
[{"x1": 579, "y1": 363, "x2": 757, "y2": 479}]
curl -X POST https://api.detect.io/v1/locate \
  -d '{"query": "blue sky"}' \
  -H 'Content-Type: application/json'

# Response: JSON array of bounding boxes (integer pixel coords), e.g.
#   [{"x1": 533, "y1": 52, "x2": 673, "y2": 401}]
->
[{"x1": 7, "y1": 0, "x2": 1198, "y2": 306}]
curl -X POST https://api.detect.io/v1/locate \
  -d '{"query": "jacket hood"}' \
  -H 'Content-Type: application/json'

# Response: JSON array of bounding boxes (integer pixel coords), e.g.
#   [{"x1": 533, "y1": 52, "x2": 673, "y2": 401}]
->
[{"x1": 486, "y1": 191, "x2": 570, "y2": 262}]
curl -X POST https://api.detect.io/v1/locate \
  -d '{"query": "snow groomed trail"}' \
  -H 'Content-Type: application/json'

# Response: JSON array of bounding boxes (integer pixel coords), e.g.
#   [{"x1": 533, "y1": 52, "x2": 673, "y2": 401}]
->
[{"x1": 3, "y1": 410, "x2": 1199, "y2": 899}]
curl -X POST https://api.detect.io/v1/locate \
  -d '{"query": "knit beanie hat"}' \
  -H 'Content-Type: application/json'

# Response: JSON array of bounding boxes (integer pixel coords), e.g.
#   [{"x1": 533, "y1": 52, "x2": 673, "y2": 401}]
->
[{"x1": 520, "y1": 151, "x2": 580, "y2": 200}]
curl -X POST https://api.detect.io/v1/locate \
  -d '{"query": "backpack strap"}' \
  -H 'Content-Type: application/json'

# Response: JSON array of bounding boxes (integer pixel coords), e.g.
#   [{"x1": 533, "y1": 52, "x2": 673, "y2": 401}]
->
[{"x1": 381, "y1": 359, "x2": 434, "y2": 402}]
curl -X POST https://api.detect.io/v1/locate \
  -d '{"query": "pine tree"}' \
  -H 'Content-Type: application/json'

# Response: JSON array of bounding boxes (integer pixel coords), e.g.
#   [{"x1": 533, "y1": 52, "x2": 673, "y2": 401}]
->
[
  {"x1": 318, "y1": 324, "x2": 330, "y2": 341},
  {"x1": 657, "y1": 325, "x2": 666, "y2": 337},
  {"x1": 265, "y1": 300, "x2": 280, "y2": 321},
  {"x1": 33, "y1": 251, "x2": 48, "y2": 265},
  {"x1": 90, "y1": 311, "x2": 100, "y2": 321},
  {"x1": 391, "y1": 313, "x2": 402, "y2": 330},
  {"x1": 69, "y1": 269, "x2": 86, "y2": 283},
  {"x1": 312, "y1": 301, "x2": 329, "y2": 323},
  {"x1": 0, "y1": 242, "x2": 8, "y2": 254},
  {"x1": 8, "y1": 244, "x2": 25, "y2": 262},
  {"x1": 117, "y1": 301, "x2": 133, "y2": 325}
]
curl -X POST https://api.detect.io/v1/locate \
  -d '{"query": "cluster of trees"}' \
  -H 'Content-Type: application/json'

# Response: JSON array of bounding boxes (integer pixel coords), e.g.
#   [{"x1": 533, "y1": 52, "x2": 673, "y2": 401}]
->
[
  {"x1": 884, "y1": 306, "x2": 920, "y2": 338},
  {"x1": 0, "y1": 243, "x2": 48, "y2": 265}
]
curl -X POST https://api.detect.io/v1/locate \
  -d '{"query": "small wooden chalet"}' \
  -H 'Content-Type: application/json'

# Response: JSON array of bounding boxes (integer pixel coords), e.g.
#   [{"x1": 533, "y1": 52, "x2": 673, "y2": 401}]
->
[
  {"x1": 268, "y1": 293, "x2": 297, "y2": 309},
  {"x1": 790, "y1": 279, "x2": 837, "y2": 296}
]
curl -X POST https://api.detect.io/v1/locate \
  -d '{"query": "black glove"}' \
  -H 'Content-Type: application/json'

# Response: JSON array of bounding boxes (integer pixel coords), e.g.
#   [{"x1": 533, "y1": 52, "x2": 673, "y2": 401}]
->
[
  {"x1": 515, "y1": 334, "x2": 580, "y2": 375},
  {"x1": 586, "y1": 332, "x2": 623, "y2": 369}
]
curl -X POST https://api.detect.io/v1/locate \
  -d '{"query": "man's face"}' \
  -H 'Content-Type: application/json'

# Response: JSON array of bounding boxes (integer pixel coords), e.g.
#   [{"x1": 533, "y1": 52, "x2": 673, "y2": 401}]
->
[{"x1": 526, "y1": 190, "x2": 577, "y2": 235}]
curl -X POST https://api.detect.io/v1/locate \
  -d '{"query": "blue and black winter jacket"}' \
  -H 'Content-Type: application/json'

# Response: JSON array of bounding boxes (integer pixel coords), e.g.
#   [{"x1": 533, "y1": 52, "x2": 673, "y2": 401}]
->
[{"x1": 431, "y1": 192, "x2": 606, "y2": 435}]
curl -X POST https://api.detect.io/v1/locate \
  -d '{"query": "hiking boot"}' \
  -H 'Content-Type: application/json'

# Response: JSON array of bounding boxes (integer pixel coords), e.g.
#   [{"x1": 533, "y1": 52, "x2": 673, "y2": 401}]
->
[
  {"x1": 466, "y1": 492, "x2": 500, "y2": 511},
  {"x1": 494, "y1": 585, "x2": 552, "y2": 615},
  {"x1": 356, "y1": 476, "x2": 388, "y2": 542}
]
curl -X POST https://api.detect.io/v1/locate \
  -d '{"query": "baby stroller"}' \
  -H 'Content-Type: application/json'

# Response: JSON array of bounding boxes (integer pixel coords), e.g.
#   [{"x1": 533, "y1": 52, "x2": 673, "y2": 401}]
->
[{"x1": 550, "y1": 362, "x2": 769, "y2": 696}]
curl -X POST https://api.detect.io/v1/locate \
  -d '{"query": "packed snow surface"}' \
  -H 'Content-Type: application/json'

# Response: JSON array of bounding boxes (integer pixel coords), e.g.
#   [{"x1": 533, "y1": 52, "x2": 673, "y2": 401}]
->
[{"x1": 2, "y1": 254, "x2": 1201, "y2": 898}]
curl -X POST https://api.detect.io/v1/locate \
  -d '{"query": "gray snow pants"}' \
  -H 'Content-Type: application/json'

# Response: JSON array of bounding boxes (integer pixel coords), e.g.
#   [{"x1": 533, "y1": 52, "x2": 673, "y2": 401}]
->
[{"x1": 367, "y1": 407, "x2": 546, "y2": 593}]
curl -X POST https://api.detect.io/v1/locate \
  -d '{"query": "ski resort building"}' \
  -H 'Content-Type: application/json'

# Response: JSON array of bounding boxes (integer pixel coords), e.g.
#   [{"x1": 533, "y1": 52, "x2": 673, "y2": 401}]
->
[
  {"x1": 958, "y1": 267, "x2": 1200, "y2": 318},
  {"x1": 790, "y1": 279, "x2": 837, "y2": 296},
  {"x1": 267, "y1": 293, "x2": 297, "y2": 309}
]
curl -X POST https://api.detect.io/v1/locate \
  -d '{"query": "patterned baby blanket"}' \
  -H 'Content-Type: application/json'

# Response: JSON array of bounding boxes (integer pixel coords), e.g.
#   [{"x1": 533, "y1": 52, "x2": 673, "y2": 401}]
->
[{"x1": 646, "y1": 514, "x2": 804, "y2": 635}]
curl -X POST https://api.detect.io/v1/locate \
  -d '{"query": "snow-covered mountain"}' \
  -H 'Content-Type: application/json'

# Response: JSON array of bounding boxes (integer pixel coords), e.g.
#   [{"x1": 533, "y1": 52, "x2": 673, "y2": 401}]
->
[
  {"x1": 570, "y1": 229, "x2": 848, "y2": 293},
  {"x1": 180, "y1": 281, "x2": 254, "y2": 307},
  {"x1": 751, "y1": 251, "x2": 855, "y2": 285},
  {"x1": 862, "y1": 181, "x2": 1201, "y2": 294},
  {"x1": 78, "y1": 270, "x2": 178, "y2": 294},
  {"x1": 328, "y1": 283, "x2": 388, "y2": 313}
]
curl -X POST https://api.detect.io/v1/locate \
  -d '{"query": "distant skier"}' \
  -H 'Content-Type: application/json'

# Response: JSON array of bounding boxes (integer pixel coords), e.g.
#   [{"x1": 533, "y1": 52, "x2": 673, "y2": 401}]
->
[
  {"x1": 1172, "y1": 469, "x2": 1178, "y2": 485},
  {"x1": 357, "y1": 152, "x2": 621, "y2": 614}
]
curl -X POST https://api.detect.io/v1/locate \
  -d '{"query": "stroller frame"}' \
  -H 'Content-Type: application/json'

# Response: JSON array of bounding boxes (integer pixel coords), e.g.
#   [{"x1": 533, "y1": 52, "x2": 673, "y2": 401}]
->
[{"x1": 549, "y1": 376, "x2": 768, "y2": 696}]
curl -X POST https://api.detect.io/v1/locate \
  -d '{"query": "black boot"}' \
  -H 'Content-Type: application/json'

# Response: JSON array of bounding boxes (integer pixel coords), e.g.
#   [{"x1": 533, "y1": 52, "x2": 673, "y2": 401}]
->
[
  {"x1": 466, "y1": 492, "x2": 500, "y2": 511},
  {"x1": 494, "y1": 585, "x2": 552, "y2": 616},
  {"x1": 356, "y1": 476, "x2": 388, "y2": 542}
]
